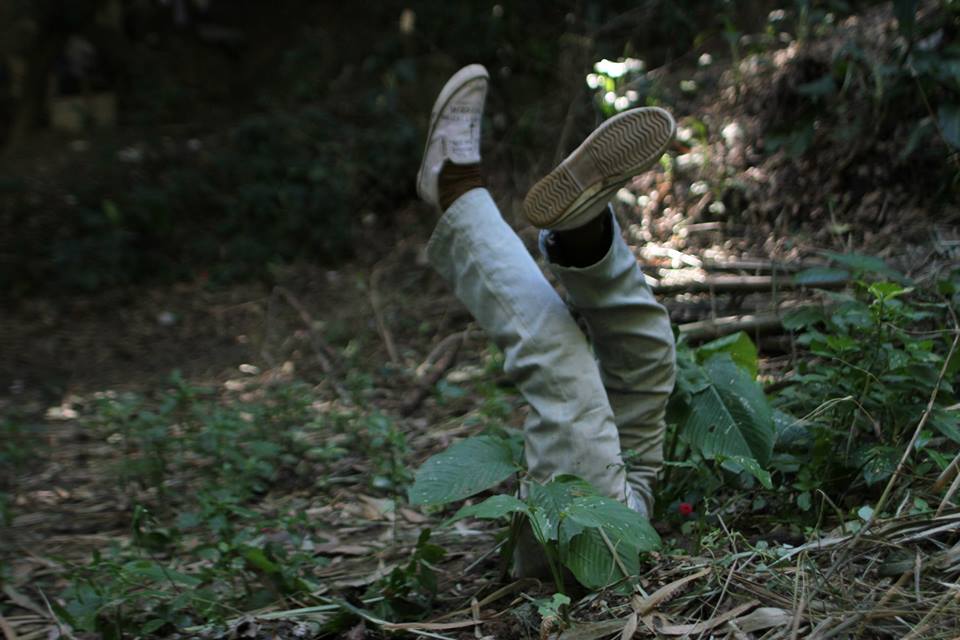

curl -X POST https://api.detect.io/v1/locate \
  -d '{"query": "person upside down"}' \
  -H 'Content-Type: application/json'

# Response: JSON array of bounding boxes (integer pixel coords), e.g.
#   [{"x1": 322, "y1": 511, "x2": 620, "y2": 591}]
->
[{"x1": 416, "y1": 64, "x2": 677, "y2": 575}]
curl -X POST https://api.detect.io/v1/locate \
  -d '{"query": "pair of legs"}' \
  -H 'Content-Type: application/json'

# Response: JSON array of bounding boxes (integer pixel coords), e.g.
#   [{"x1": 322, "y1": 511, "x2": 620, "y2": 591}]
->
[{"x1": 417, "y1": 65, "x2": 676, "y2": 516}]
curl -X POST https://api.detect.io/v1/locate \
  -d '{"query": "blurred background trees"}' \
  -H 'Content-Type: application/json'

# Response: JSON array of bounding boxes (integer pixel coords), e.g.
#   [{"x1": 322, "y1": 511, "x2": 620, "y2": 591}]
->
[{"x1": 0, "y1": 1, "x2": 956, "y2": 294}]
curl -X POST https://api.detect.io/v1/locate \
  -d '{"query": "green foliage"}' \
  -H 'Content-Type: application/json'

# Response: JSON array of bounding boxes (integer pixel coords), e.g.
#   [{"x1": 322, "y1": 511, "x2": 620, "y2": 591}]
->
[
  {"x1": 412, "y1": 432, "x2": 662, "y2": 592},
  {"x1": 662, "y1": 260, "x2": 959, "y2": 530},
  {"x1": 667, "y1": 332, "x2": 777, "y2": 488},
  {"x1": 774, "y1": 274, "x2": 958, "y2": 496},
  {"x1": 760, "y1": 0, "x2": 960, "y2": 192},
  {"x1": 87, "y1": 374, "x2": 319, "y2": 501},
  {"x1": 407, "y1": 433, "x2": 523, "y2": 506},
  {"x1": 362, "y1": 413, "x2": 411, "y2": 492},
  {"x1": 56, "y1": 374, "x2": 395, "y2": 634},
  {"x1": 556, "y1": 494, "x2": 660, "y2": 590},
  {"x1": 368, "y1": 529, "x2": 446, "y2": 621}
]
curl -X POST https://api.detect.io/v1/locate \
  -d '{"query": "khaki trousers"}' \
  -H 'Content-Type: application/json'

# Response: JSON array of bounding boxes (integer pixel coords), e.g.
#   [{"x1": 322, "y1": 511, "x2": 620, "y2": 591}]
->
[{"x1": 426, "y1": 188, "x2": 675, "y2": 515}]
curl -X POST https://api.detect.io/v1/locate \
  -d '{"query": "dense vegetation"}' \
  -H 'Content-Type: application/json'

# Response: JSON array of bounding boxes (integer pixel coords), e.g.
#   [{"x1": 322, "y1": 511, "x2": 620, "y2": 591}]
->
[{"x1": 3, "y1": 1, "x2": 960, "y2": 638}]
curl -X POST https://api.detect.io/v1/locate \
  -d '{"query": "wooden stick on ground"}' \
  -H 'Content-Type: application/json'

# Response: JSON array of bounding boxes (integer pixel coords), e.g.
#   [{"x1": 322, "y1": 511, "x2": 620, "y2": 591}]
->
[
  {"x1": 653, "y1": 274, "x2": 847, "y2": 295},
  {"x1": 369, "y1": 264, "x2": 400, "y2": 365},
  {"x1": 272, "y1": 286, "x2": 352, "y2": 403},
  {"x1": 699, "y1": 258, "x2": 824, "y2": 273},
  {"x1": 678, "y1": 312, "x2": 785, "y2": 343},
  {"x1": 402, "y1": 329, "x2": 473, "y2": 416}
]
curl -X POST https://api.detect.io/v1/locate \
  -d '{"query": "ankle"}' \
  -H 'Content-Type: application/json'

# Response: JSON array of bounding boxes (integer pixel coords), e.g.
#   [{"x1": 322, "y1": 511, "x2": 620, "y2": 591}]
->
[
  {"x1": 544, "y1": 208, "x2": 613, "y2": 268},
  {"x1": 438, "y1": 161, "x2": 484, "y2": 211}
]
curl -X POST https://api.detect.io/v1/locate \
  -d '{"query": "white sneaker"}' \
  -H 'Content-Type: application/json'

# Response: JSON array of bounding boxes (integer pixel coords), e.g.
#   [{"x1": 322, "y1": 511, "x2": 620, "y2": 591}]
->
[
  {"x1": 416, "y1": 64, "x2": 490, "y2": 209},
  {"x1": 524, "y1": 107, "x2": 675, "y2": 230}
]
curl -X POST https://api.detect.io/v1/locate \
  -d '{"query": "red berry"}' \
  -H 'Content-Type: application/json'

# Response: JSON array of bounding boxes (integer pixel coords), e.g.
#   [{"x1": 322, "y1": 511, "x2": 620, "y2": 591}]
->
[{"x1": 678, "y1": 502, "x2": 694, "y2": 516}]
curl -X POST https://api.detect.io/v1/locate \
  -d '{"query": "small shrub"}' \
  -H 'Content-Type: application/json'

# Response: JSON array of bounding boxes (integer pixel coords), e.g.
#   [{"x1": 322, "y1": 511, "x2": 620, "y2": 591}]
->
[{"x1": 407, "y1": 432, "x2": 661, "y2": 593}]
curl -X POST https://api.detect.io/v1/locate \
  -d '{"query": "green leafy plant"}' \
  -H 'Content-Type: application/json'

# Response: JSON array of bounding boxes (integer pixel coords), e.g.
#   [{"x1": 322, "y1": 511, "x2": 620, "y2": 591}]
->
[
  {"x1": 407, "y1": 434, "x2": 660, "y2": 593},
  {"x1": 762, "y1": 0, "x2": 960, "y2": 187},
  {"x1": 368, "y1": 529, "x2": 446, "y2": 621},
  {"x1": 361, "y1": 413, "x2": 412, "y2": 493},
  {"x1": 57, "y1": 375, "x2": 354, "y2": 635},
  {"x1": 775, "y1": 259, "x2": 959, "y2": 500},
  {"x1": 663, "y1": 331, "x2": 777, "y2": 504}
]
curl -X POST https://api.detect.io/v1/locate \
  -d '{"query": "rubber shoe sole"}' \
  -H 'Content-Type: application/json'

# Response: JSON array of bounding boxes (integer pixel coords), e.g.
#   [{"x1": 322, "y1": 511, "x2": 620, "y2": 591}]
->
[{"x1": 523, "y1": 107, "x2": 675, "y2": 230}]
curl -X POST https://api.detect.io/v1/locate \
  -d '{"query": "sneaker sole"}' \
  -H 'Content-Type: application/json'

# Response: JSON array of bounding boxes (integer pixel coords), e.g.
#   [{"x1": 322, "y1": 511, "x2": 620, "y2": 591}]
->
[
  {"x1": 416, "y1": 64, "x2": 489, "y2": 202},
  {"x1": 523, "y1": 107, "x2": 675, "y2": 230}
]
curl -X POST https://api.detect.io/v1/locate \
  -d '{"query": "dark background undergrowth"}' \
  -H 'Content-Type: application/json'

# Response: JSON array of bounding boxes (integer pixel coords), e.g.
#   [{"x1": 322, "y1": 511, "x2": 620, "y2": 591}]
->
[{"x1": 2, "y1": 0, "x2": 957, "y2": 295}]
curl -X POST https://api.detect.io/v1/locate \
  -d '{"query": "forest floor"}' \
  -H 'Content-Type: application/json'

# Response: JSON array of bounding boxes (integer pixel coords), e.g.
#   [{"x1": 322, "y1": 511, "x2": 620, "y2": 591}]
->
[{"x1": 3, "y1": 3, "x2": 960, "y2": 639}]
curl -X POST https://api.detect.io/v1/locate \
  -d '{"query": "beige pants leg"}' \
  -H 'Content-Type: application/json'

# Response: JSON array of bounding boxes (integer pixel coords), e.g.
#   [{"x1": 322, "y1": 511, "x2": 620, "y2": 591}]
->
[
  {"x1": 426, "y1": 188, "x2": 631, "y2": 502},
  {"x1": 541, "y1": 209, "x2": 676, "y2": 515}
]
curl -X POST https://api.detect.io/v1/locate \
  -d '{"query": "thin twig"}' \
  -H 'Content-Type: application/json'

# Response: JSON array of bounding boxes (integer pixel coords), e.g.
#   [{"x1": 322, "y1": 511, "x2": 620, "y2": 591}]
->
[
  {"x1": 654, "y1": 274, "x2": 847, "y2": 295},
  {"x1": 901, "y1": 586, "x2": 959, "y2": 640},
  {"x1": 936, "y1": 467, "x2": 960, "y2": 517},
  {"x1": 369, "y1": 265, "x2": 400, "y2": 365},
  {"x1": 37, "y1": 590, "x2": 73, "y2": 640},
  {"x1": 401, "y1": 329, "x2": 472, "y2": 416},
  {"x1": 273, "y1": 286, "x2": 351, "y2": 403},
  {"x1": 597, "y1": 526, "x2": 632, "y2": 584},
  {"x1": 816, "y1": 321, "x2": 960, "y2": 591},
  {"x1": 416, "y1": 329, "x2": 478, "y2": 378},
  {"x1": 873, "y1": 330, "x2": 960, "y2": 518},
  {"x1": 0, "y1": 614, "x2": 19, "y2": 640},
  {"x1": 932, "y1": 449, "x2": 960, "y2": 493}
]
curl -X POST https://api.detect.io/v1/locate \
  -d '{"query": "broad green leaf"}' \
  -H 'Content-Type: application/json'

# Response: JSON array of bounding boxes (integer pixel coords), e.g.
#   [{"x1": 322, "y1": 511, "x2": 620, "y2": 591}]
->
[
  {"x1": 678, "y1": 354, "x2": 776, "y2": 466},
  {"x1": 529, "y1": 506, "x2": 554, "y2": 545},
  {"x1": 930, "y1": 409, "x2": 960, "y2": 444},
  {"x1": 696, "y1": 331, "x2": 759, "y2": 378},
  {"x1": 562, "y1": 527, "x2": 634, "y2": 590},
  {"x1": 793, "y1": 267, "x2": 850, "y2": 286},
  {"x1": 856, "y1": 446, "x2": 900, "y2": 486},
  {"x1": 564, "y1": 496, "x2": 660, "y2": 552},
  {"x1": 408, "y1": 435, "x2": 521, "y2": 505},
  {"x1": 670, "y1": 343, "x2": 711, "y2": 402},
  {"x1": 446, "y1": 494, "x2": 528, "y2": 525},
  {"x1": 720, "y1": 455, "x2": 774, "y2": 489},
  {"x1": 773, "y1": 409, "x2": 809, "y2": 448},
  {"x1": 558, "y1": 495, "x2": 660, "y2": 590},
  {"x1": 527, "y1": 476, "x2": 595, "y2": 541}
]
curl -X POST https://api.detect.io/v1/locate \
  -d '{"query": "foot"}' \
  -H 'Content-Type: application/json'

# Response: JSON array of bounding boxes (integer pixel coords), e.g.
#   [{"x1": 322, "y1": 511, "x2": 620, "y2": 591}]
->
[
  {"x1": 523, "y1": 107, "x2": 676, "y2": 231},
  {"x1": 416, "y1": 64, "x2": 489, "y2": 209}
]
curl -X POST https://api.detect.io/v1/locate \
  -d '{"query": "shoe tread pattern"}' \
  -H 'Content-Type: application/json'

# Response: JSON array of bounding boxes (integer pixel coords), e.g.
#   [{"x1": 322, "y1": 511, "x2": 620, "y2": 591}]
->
[{"x1": 524, "y1": 108, "x2": 674, "y2": 228}]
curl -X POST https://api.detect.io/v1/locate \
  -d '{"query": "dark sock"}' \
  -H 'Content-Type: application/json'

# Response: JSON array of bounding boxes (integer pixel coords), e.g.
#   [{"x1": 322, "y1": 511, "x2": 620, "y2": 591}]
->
[
  {"x1": 438, "y1": 161, "x2": 484, "y2": 211},
  {"x1": 545, "y1": 208, "x2": 613, "y2": 268}
]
